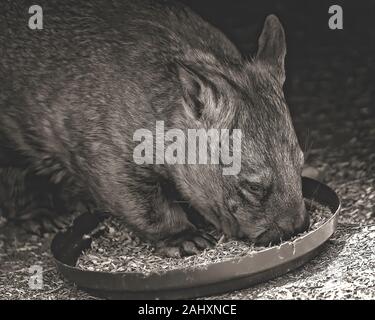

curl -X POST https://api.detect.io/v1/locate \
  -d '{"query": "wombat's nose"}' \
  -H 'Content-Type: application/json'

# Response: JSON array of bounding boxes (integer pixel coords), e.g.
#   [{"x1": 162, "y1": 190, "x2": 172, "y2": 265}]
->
[{"x1": 254, "y1": 205, "x2": 310, "y2": 247}]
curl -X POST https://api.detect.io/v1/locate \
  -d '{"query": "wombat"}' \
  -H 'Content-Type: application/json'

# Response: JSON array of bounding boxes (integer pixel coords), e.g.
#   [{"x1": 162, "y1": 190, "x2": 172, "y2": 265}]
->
[{"x1": 0, "y1": 0, "x2": 309, "y2": 257}]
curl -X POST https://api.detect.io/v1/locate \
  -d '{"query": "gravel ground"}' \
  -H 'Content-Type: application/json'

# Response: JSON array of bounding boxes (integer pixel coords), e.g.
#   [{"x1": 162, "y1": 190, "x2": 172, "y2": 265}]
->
[
  {"x1": 0, "y1": 2, "x2": 374, "y2": 300},
  {"x1": 0, "y1": 229, "x2": 96, "y2": 300}
]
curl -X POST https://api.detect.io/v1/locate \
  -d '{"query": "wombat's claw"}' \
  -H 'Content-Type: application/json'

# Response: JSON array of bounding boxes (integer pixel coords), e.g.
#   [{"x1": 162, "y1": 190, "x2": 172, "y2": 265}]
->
[
  {"x1": 17, "y1": 214, "x2": 73, "y2": 236},
  {"x1": 156, "y1": 232, "x2": 215, "y2": 258},
  {"x1": 197, "y1": 231, "x2": 218, "y2": 244}
]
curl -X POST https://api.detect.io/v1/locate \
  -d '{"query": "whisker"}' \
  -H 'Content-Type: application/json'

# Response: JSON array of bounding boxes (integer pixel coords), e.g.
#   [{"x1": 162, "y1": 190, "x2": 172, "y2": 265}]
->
[{"x1": 303, "y1": 129, "x2": 314, "y2": 161}]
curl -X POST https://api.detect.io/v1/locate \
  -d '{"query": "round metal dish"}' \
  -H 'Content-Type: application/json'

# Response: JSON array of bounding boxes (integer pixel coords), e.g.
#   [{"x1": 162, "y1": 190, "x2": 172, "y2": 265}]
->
[{"x1": 51, "y1": 177, "x2": 340, "y2": 299}]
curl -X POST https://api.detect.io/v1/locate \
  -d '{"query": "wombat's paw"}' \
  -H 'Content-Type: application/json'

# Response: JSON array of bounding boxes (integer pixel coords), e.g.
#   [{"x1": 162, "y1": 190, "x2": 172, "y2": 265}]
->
[
  {"x1": 156, "y1": 231, "x2": 216, "y2": 258},
  {"x1": 16, "y1": 214, "x2": 74, "y2": 236}
]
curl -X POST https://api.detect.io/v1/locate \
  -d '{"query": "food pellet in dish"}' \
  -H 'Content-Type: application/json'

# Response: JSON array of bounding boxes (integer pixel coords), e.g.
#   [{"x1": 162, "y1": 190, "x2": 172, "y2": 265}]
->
[{"x1": 76, "y1": 200, "x2": 332, "y2": 274}]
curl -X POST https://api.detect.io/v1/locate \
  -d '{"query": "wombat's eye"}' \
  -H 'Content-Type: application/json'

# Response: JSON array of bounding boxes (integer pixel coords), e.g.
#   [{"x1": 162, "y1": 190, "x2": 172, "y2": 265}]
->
[
  {"x1": 247, "y1": 183, "x2": 263, "y2": 195},
  {"x1": 238, "y1": 182, "x2": 264, "y2": 201}
]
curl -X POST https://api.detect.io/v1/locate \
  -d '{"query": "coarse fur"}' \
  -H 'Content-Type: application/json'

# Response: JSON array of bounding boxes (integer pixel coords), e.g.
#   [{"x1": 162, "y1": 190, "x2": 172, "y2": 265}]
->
[{"x1": 0, "y1": 0, "x2": 308, "y2": 255}]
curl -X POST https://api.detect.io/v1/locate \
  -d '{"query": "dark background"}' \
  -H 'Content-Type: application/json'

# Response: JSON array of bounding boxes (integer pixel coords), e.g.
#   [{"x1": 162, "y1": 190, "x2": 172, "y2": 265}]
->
[{"x1": 182, "y1": 0, "x2": 375, "y2": 49}]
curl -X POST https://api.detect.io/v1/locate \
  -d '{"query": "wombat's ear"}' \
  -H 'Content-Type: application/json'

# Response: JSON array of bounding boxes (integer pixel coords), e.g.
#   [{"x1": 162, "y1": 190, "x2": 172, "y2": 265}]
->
[
  {"x1": 256, "y1": 14, "x2": 286, "y2": 83},
  {"x1": 176, "y1": 62, "x2": 216, "y2": 120}
]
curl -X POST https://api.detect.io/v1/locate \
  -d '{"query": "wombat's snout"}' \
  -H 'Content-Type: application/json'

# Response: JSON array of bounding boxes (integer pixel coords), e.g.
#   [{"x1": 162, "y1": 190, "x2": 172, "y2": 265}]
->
[{"x1": 254, "y1": 203, "x2": 310, "y2": 246}]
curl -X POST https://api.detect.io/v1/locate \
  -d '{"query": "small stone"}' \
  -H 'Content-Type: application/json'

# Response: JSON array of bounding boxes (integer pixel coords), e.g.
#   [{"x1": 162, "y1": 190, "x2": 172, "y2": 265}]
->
[{"x1": 302, "y1": 166, "x2": 321, "y2": 180}]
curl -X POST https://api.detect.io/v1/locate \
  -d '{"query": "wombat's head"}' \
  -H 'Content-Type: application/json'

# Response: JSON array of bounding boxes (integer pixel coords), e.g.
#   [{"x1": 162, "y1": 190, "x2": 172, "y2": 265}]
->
[{"x1": 173, "y1": 15, "x2": 309, "y2": 245}]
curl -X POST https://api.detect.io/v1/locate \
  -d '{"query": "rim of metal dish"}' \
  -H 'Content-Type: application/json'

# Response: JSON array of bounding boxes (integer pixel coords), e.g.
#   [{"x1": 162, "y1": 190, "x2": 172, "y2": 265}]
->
[{"x1": 51, "y1": 177, "x2": 341, "y2": 299}]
